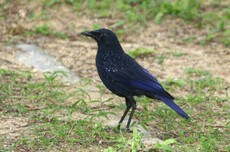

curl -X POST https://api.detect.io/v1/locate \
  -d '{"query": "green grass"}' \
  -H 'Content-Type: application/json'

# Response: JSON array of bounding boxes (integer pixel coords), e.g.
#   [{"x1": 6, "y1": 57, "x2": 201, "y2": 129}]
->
[
  {"x1": 128, "y1": 47, "x2": 156, "y2": 58},
  {"x1": 2, "y1": 0, "x2": 228, "y2": 45},
  {"x1": 156, "y1": 54, "x2": 165, "y2": 64},
  {"x1": 171, "y1": 50, "x2": 185, "y2": 57},
  {"x1": 0, "y1": 69, "x2": 143, "y2": 151},
  {"x1": 1, "y1": 67, "x2": 228, "y2": 151},
  {"x1": 134, "y1": 67, "x2": 229, "y2": 151},
  {"x1": 26, "y1": 24, "x2": 69, "y2": 39},
  {"x1": 36, "y1": 0, "x2": 229, "y2": 46}
]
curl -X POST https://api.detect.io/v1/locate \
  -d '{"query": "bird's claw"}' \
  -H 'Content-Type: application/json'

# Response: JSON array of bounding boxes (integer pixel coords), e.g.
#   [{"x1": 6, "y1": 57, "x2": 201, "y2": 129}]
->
[{"x1": 117, "y1": 126, "x2": 133, "y2": 133}]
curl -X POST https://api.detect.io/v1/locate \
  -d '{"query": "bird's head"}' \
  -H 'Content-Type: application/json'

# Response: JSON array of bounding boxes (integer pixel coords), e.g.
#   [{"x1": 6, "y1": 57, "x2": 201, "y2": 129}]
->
[{"x1": 81, "y1": 28, "x2": 120, "y2": 48}]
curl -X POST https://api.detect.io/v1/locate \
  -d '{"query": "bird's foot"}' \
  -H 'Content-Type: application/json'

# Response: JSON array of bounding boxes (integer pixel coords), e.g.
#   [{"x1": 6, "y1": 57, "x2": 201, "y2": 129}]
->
[
  {"x1": 123, "y1": 128, "x2": 133, "y2": 133},
  {"x1": 116, "y1": 127, "x2": 133, "y2": 133},
  {"x1": 103, "y1": 126, "x2": 132, "y2": 133}
]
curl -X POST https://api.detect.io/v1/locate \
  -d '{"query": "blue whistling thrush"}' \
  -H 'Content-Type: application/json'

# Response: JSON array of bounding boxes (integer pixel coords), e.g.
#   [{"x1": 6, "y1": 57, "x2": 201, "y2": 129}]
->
[{"x1": 81, "y1": 28, "x2": 189, "y2": 130}]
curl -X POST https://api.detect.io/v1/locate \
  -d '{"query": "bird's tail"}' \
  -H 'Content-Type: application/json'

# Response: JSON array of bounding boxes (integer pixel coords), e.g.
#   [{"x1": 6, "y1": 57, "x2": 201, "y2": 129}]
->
[{"x1": 156, "y1": 95, "x2": 189, "y2": 119}]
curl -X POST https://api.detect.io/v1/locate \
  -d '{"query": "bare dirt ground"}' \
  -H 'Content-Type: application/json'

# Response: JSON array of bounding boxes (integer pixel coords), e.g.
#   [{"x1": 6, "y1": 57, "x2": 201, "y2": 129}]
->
[
  {"x1": 2, "y1": 3, "x2": 230, "y2": 82},
  {"x1": 0, "y1": 2, "x2": 230, "y2": 151}
]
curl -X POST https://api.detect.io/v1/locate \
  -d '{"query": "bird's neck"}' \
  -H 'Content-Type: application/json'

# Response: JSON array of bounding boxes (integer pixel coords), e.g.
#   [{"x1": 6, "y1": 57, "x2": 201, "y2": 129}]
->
[{"x1": 97, "y1": 44, "x2": 124, "y2": 61}]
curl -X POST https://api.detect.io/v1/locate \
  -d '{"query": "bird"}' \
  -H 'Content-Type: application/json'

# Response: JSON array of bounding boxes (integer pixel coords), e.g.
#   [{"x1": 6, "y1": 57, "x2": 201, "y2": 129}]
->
[{"x1": 81, "y1": 28, "x2": 189, "y2": 130}]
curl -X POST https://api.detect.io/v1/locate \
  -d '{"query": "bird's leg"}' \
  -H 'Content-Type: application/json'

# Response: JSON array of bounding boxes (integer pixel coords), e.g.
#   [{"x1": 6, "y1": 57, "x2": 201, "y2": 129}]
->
[
  {"x1": 126, "y1": 96, "x2": 136, "y2": 130},
  {"x1": 117, "y1": 97, "x2": 131, "y2": 129}
]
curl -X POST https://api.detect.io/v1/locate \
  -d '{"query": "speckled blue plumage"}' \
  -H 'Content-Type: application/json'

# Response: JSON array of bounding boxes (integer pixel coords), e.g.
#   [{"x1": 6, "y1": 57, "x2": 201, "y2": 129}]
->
[{"x1": 82, "y1": 28, "x2": 189, "y2": 129}]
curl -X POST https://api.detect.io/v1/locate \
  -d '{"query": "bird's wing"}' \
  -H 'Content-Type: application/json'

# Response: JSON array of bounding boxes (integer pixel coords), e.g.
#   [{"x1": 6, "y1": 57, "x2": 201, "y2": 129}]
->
[
  {"x1": 109, "y1": 56, "x2": 174, "y2": 99},
  {"x1": 107, "y1": 55, "x2": 189, "y2": 119},
  {"x1": 113, "y1": 65, "x2": 189, "y2": 118}
]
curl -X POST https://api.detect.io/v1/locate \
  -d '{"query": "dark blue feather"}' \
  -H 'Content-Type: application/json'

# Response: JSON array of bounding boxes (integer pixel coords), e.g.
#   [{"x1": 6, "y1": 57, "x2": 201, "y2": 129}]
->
[
  {"x1": 155, "y1": 95, "x2": 189, "y2": 119},
  {"x1": 83, "y1": 28, "x2": 190, "y2": 124},
  {"x1": 131, "y1": 80, "x2": 163, "y2": 91}
]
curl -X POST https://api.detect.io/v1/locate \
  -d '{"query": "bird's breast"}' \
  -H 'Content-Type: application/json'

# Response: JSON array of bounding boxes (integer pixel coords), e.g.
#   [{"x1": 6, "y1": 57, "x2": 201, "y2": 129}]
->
[{"x1": 97, "y1": 65, "x2": 119, "y2": 79}]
